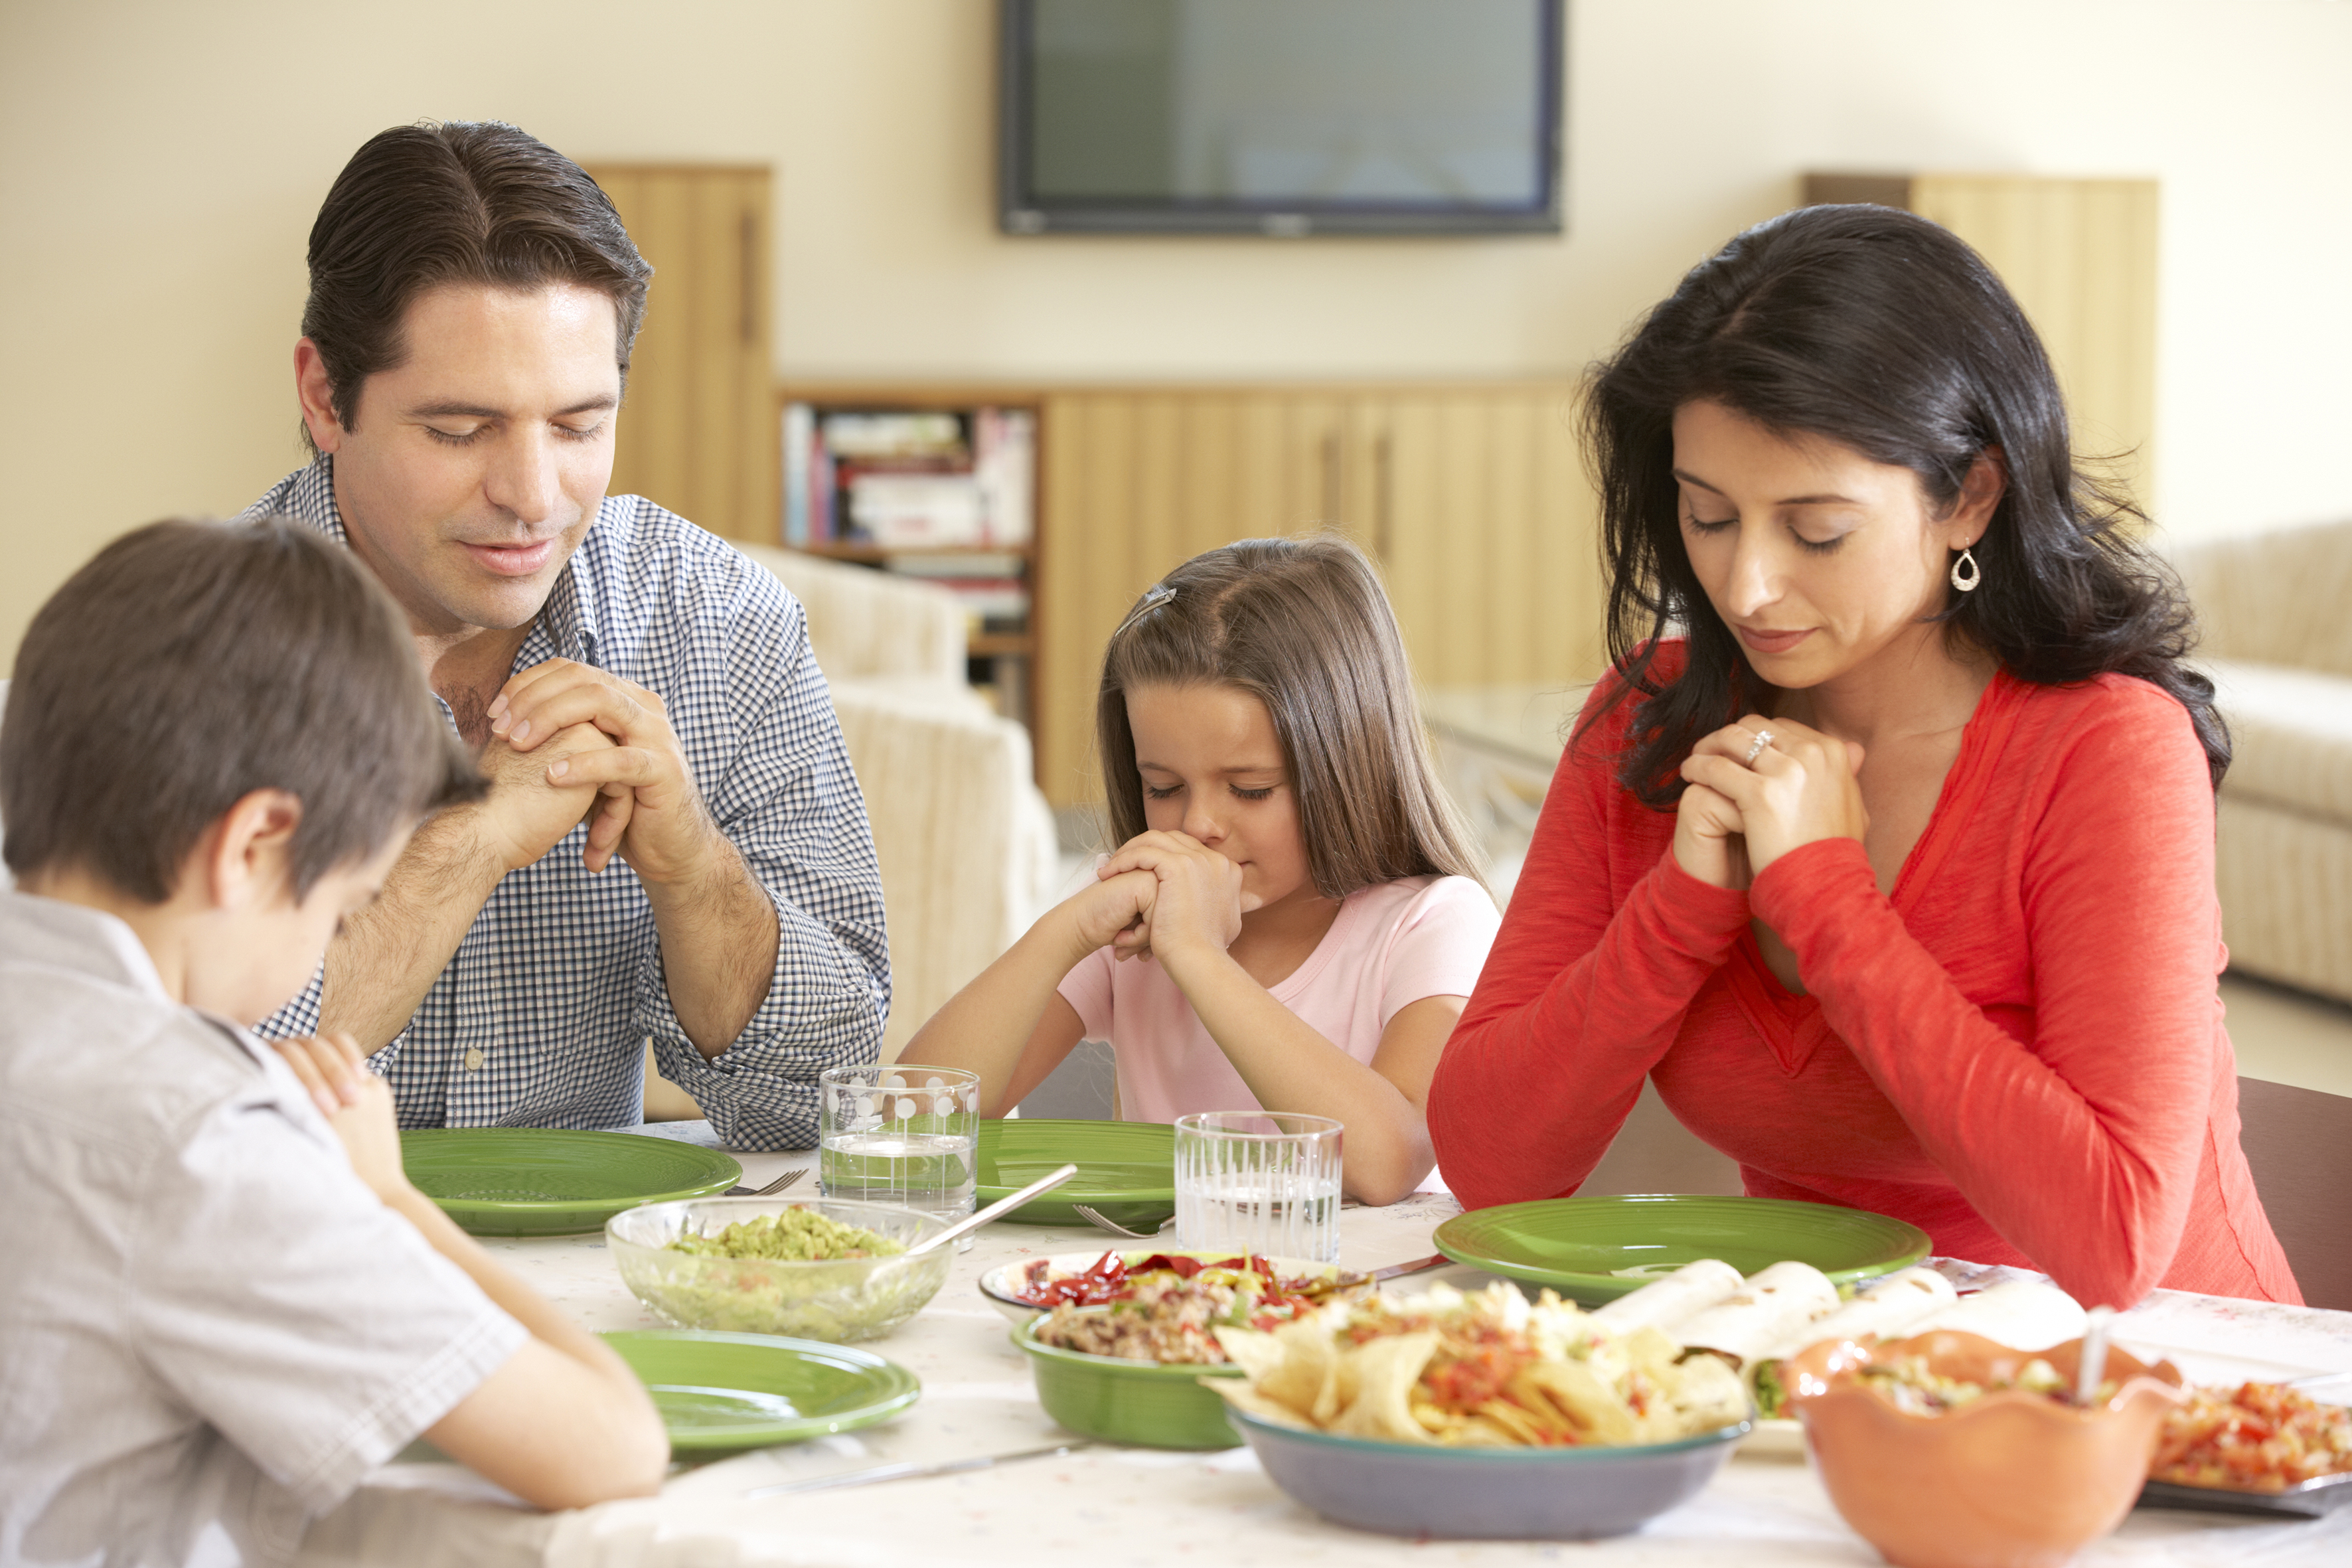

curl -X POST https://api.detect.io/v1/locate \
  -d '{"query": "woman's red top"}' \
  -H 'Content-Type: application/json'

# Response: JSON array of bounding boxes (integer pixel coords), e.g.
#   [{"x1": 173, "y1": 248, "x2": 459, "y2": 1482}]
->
[{"x1": 1429, "y1": 645, "x2": 2300, "y2": 1308}]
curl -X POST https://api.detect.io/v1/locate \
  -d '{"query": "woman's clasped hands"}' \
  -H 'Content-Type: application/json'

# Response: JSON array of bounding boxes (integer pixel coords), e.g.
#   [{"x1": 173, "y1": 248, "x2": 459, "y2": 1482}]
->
[
  {"x1": 1673, "y1": 716, "x2": 1870, "y2": 891},
  {"x1": 1085, "y1": 829, "x2": 1263, "y2": 965}
]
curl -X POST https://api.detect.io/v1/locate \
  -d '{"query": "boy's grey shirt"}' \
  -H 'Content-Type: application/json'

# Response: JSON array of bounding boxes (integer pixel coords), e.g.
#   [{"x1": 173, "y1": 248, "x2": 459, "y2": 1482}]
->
[{"x1": 0, "y1": 890, "x2": 528, "y2": 1567}]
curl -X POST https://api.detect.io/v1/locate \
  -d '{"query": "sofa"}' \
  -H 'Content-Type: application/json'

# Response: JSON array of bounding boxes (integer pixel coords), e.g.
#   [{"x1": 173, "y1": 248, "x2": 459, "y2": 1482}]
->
[{"x1": 2172, "y1": 518, "x2": 2352, "y2": 1004}]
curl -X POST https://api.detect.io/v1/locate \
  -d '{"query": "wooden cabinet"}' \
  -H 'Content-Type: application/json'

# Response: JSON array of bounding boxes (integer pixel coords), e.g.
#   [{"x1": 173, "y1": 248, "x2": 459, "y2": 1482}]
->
[
  {"x1": 583, "y1": 164, "x2": 777, "y2": 542},
  {"x1": 1035, "y1": 384, "x2": 1597, "y2": 807},
  {"x1": 1804, "y1": 173, "x2": 2159, "y2": 506}
]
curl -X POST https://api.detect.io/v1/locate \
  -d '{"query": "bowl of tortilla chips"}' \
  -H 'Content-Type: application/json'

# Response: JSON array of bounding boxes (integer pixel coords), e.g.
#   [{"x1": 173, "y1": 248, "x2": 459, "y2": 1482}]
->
[{"x1": 1208, "y1": 1281, "x2": 1753, "y2": 1539}]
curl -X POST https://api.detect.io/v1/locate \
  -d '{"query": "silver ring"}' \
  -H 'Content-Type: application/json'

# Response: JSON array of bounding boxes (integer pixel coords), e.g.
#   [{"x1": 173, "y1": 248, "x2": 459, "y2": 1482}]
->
[{"x1": 1743, "y1": 730, "x2": 1774, "y2": 765}]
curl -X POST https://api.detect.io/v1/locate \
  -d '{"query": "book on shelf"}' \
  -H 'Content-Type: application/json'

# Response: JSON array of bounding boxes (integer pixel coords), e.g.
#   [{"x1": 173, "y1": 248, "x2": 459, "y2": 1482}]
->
[
  {"x1": 778, "y1": 404, "x2": 1035, "y2": 550},
  {"x1": 781, "y1": 402, "x2": 813, "y2": 547}
]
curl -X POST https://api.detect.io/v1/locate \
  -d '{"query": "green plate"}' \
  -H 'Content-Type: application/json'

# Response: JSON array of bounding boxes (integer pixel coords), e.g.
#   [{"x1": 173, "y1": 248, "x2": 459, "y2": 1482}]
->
[
  {"x1": 401, "y1": 1129, "x2": 741, "y2": 1237},
  {"x1": 603, "y1": 1329, "x2": 920, "y2": 1452},
  {"x1": 1011, "y1": 1316, "x2": 1243, "y2": 1449},
  {"x1": 1433, "y1": 1194, "x2": 1932, "y2": 1307},
  {"x1": 975, "y1": 1119, "x2": 1174, "y2": 1229}
]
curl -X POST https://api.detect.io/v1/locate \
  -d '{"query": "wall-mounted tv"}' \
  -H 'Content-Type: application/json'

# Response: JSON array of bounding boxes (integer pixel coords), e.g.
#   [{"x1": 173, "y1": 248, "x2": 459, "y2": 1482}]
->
[{"x1": 998, "y1": 0, "x2": 1563, "y2": 236}]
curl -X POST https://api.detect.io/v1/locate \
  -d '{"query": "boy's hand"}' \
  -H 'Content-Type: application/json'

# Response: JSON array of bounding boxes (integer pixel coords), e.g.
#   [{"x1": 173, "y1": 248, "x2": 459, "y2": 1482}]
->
[{"x1": 269, "y1": 1033, "x2": 412, "y2": 1204}]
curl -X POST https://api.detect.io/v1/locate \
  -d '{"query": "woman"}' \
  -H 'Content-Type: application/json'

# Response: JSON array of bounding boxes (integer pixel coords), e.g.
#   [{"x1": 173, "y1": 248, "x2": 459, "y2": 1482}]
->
[{"x1": 1427, "y1": 204, "x2": 2299, "y2": 1309}]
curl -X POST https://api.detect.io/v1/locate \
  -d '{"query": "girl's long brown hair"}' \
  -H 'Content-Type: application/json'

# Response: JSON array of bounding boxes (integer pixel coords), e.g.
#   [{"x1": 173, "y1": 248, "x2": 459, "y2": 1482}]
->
[{"x1": 1096, "y1": 536, "x2": 1488, "y2": 902}]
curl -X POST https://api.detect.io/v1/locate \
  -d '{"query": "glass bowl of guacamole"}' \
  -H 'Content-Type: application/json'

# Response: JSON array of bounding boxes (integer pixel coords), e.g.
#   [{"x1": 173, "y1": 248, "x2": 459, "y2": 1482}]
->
[{"x1": 607, "y1": 1197, "x2": 954, "y2": 1342}]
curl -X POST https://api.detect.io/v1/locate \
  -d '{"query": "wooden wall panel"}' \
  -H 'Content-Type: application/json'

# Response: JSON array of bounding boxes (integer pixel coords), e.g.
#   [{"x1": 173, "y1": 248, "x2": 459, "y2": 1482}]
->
[
  {"x1": 1033, "y1": 384, "x2": 1592, "y2": 809},
  {"x1": 1530, "y1": 389, "x2": 1601, "y2": 683},
  {"x1": 1485, "y1": 396, "x2": 1538, "y2": 683},
  {"x1": 1377, "y1": 397, "x2": 1445, "y2": 692},
  {"x1": 1911, "y1": 175, "x2": 2159, "y2": 506},
  {"x1": 586, "y1": 164, "x2": 774, "y2": 542}
]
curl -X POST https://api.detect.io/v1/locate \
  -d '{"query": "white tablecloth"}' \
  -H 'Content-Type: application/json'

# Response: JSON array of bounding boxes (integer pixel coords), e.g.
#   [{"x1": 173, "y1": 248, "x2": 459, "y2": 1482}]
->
[{"x1": 294, "y1": 1125, "x2": 2352, "y2": 1567}]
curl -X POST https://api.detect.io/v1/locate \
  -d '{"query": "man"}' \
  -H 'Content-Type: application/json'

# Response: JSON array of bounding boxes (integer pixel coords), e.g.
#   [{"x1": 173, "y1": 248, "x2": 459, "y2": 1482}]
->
[{"x1": 247, "y1": 121, "x2": 888, "y2": 1148}]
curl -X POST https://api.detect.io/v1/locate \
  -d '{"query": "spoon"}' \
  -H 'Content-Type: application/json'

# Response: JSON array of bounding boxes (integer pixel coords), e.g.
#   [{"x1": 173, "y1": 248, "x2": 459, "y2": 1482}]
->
[
  {"x1": 905, "y1": 1163, "x2": 1081, "y2": 1255},
  {"x1": 2075, "y1": 1304, "x2": 2116, "y2": 1407}
]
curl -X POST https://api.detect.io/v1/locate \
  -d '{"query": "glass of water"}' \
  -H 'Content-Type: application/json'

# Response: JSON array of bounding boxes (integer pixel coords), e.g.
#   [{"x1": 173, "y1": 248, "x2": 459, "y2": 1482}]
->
[
  {"x1": 818, "y1": 1065, "x2": 981, "y2": 1223},
  {"x1": 1172, "y1": 1111, "x2": 1344, "y2": 1263}
]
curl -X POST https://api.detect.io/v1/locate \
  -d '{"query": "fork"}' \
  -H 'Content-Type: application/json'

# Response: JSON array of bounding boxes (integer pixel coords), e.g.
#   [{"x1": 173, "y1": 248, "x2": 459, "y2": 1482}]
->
[
  {"x1": 1072, "y1": 1204, "x2": 1171, "y2": 1240},
  {"x1": 722, "y1": 1168, "x2": 807, "y2": 1198}
]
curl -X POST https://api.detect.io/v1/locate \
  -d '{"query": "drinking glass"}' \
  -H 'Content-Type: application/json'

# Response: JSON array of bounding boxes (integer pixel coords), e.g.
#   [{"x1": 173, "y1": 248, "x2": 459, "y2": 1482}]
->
[
  {"x1": 1172, "y1": 1111, "x2": 1344, "y2": 1263},
  {"x1": 818, "y1": 1064, "x2": 982, "y2": 1221}
]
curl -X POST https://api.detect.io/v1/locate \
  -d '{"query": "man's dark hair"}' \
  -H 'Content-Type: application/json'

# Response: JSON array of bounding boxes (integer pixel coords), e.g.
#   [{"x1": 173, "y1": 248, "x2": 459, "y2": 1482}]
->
[
  {"x1": 1, "y1": 518, "x2": 484, "y2": 902},
  {"x1": 301, "y1": 119, "x2": 653, "y2": 447}
]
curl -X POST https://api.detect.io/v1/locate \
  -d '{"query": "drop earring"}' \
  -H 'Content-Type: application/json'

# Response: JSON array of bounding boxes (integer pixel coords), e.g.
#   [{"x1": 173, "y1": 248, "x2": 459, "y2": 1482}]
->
[{"x1": 1950, "y1": 546, "x2": 1982, "y2": 593}]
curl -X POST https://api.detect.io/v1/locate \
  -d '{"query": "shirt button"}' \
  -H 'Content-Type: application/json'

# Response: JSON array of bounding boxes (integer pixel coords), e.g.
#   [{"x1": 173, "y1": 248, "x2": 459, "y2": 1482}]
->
[{"x1": 463, "y1": 1048, "x2": 485, "y2": 1072}]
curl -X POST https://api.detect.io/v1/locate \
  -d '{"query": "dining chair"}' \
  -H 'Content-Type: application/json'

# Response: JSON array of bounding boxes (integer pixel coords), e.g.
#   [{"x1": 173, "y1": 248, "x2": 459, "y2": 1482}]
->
[
  {"x1": 1578, "y1": 1080, "x2": 1747, "y2": 1198},
  {"x1": 1013, "y1": 1038, "x2": 1117, "y2": 1120},
  {"x1": 2235, "y1": 1075, "x2": 2352, "y2": 1311}
]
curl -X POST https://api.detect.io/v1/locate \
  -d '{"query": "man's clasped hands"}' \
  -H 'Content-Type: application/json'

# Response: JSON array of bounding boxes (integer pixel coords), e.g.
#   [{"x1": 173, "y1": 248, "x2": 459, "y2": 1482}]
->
[{"x1": 472, "y1": 659, "x2": 722, "y2": 889}]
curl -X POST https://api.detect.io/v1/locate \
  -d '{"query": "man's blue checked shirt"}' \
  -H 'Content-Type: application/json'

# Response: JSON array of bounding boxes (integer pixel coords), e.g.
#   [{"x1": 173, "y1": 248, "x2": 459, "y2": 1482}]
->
[{"x1": 246, "y1": 457, "x2": 889, "y2": 1148}]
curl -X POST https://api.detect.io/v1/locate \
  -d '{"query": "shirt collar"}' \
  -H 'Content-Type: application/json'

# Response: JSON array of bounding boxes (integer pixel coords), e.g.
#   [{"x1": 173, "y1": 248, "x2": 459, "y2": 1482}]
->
[
  {"x1": 0, "y1": 888, "x2": 175, "y2": 1004},
  {"x1": 282, "y1": 453, "x2": 606, "y2": 667}
]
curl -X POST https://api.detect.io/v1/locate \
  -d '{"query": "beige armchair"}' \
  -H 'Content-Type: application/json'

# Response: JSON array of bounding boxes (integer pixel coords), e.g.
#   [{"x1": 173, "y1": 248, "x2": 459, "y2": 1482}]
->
[
  {"x1": 2173, "y1": 519, "x2": 2352, "y2": 1003},
  {"x1": 737, "y1": 545, "x2": 1060, "y2": 1061}
]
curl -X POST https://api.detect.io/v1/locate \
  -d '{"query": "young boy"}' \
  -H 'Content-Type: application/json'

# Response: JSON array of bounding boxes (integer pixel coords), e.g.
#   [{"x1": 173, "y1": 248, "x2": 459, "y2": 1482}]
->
[{"x1": 0, "y1": 518, "x2": 668, "y2": 1566}]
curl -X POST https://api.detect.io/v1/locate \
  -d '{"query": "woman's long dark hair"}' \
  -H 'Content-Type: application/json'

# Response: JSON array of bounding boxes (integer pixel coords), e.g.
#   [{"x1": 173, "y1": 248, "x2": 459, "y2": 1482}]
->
[{"x1": 1579, "y1": 202, "x2": 2225, "y2": 803}]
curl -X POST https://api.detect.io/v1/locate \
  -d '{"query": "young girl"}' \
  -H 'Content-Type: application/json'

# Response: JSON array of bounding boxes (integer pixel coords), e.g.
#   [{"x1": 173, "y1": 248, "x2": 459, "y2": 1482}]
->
[{"x1": 906, "y1": 537, "x2": 1498, "y2": 1204}]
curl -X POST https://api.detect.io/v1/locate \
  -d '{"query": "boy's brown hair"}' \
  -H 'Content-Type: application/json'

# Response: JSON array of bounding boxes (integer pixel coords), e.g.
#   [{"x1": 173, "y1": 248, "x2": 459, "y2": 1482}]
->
[
  {"x1": 2, "y1": 517, "x2": 483, "y2": 902},
  {"x1": 1096, "y1": 536, "x2": 1488, "y2": 901}
]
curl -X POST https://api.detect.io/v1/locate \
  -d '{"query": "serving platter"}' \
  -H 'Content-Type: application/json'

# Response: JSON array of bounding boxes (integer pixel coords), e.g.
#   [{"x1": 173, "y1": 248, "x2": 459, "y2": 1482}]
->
[
  {"x1": 2136, "y1": 1472, "x2": 2352, "y2": 1518},
  {"x1": 603, "y1": 1329, "x2": 921, "y2": 1452},
  {"x1": 975, "y1": 1118, "x2": 1174, "y2": 1229},
  {"x1": 1431, "y1": 1194, "x2": 1931, "y2": 1307},
  {"x1": 400, "y1": 1129, "x2": 741, "y2": 1237}
]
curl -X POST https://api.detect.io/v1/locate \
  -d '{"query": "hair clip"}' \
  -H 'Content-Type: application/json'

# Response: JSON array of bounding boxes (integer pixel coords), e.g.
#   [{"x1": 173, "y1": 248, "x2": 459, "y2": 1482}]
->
[{"x1": 1111, "y1": 583, "x2": 1177, "y2": 640}]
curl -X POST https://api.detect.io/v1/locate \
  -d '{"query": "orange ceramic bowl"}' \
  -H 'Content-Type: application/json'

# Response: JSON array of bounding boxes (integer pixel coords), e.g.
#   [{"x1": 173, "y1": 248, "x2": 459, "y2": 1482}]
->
[{"x1": 1785, "y1": 1330, "x2": 2184, "y2": 1568}]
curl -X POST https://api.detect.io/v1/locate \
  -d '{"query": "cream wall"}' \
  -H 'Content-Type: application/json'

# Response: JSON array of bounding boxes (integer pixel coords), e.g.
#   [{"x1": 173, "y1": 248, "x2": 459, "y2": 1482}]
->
[{"x1": 3, "y1": 0, "x2": 2349, "y2": 668}]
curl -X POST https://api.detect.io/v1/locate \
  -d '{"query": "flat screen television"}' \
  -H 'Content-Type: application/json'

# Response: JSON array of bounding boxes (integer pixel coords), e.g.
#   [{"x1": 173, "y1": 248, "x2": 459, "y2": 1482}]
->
[{"x1": 998, "y1": 0, "x2": 1563, "y2": 236}]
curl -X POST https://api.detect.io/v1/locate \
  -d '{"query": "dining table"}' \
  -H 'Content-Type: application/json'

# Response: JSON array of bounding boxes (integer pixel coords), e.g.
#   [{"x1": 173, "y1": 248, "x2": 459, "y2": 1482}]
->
[{"x1": 293, "y1": 1120, "x2": 2352, "y2": 1568}]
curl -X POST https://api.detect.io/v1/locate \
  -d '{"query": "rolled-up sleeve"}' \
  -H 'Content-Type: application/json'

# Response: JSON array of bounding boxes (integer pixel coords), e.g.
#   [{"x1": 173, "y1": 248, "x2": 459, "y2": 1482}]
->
[{"x1": 641, "y1": 579, "x2": 890, "y2": 1149}]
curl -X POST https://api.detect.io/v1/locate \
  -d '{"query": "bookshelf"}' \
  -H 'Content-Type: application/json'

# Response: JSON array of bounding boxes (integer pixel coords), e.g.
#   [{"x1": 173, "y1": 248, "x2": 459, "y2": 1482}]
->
[
  {"x1": 777, "y1": 385, "x2": 1045, "y2": 734},
  {"x1": 777, "y1": 379, "x2": 1601, "y2": 809}
]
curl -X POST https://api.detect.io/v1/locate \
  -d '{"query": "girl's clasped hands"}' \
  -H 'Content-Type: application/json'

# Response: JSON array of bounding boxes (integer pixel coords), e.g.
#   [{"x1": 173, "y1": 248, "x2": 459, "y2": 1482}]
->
[{"x1": 1085, "y1": 829, "x2": 1259, "y2": 965}]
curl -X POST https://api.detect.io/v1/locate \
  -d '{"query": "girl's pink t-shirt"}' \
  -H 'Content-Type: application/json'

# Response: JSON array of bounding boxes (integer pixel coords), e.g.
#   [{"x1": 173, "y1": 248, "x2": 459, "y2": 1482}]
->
[{"x1": 1055, "y1": 874, "x2": 1500, "y2": 1124}]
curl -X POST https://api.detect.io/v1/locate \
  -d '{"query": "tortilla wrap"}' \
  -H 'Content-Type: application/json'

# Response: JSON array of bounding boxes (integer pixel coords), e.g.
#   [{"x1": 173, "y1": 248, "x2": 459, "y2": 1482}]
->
[
  {"x1": 1588, "y1": 1258, "x2": 1744, "y2": 1335},
  {"x1": 1909, "y1": 1279, "x2": 2086, "y2": 1351},
  {"x1": 1670, "y1": 1259, "x2": 1840, "y2": 1370},
  {"x1": 1743, "y1": 1266, "x2": 1957, "y2": 1413}
]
